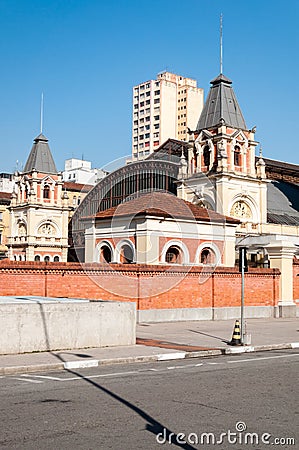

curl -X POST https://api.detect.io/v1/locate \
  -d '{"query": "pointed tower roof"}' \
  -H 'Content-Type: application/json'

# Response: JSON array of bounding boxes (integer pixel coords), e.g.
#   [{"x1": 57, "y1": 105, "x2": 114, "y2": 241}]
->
[
  {"x1": 197, "y1": 74, "x2": 247, "y2": 131},
  {"x1": 24, "y1": 133, "x2": 58, "y2": 173}
]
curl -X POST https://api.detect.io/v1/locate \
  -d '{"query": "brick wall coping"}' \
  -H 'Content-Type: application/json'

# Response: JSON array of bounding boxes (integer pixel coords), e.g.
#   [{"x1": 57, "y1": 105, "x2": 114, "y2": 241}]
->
[{"x1": 0, "y1": 260, "x2": 280, "y2": 276}]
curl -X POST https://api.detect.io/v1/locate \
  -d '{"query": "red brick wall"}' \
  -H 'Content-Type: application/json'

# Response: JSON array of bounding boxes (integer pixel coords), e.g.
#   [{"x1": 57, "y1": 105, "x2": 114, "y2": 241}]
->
[{"x1": 0, "y1": 261, "x2": 280, "y2": 310}]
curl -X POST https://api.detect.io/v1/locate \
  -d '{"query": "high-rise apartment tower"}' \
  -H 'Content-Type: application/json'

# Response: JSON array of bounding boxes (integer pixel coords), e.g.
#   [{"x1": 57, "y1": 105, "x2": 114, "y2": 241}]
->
[{"x1": 132, "y1": 71, "x2": 204, "y2": 160}]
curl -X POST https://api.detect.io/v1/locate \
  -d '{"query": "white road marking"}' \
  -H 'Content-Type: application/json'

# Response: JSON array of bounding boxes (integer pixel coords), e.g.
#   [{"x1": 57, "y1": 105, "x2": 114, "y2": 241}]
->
[
  {"x1": 227, "y1": 354, "x2": 299, "y2": 364},
  {"x1": 207, "y1": 362, "x2": 220, "y2": 365},
  {"x1": 22, "y1": 374, "x2": 63, "y2": 381},
  {"x1": 291, "y1": 342, "x2": 299, "y2": 348},
  {"x1": 195, "y1": 363, "x2": 203, "y2": 367},
  {"x1": 56, "y1": 370, "x2": 140, "y2": 382},
  {"x1": 14, "y1": 377, "x2": 43, "y2": 383}
]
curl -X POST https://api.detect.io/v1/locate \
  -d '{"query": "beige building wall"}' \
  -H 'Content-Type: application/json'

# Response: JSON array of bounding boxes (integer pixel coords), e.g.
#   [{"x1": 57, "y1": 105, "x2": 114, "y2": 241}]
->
[{"x1": 0, "y1": 201, "x2": 10, "y2": 257}]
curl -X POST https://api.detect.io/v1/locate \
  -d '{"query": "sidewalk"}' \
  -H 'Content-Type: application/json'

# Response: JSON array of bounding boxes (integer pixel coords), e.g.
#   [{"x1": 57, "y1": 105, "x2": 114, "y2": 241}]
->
[{"x1": 0, "y1": 318, "x2": 298, "y2": 375}]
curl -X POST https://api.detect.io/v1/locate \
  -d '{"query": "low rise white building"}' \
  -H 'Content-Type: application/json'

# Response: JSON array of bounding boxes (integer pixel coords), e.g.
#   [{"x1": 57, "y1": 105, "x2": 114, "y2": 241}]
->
[{"x1": 63, "y1": 158, "x2": 107, "y2": 185}]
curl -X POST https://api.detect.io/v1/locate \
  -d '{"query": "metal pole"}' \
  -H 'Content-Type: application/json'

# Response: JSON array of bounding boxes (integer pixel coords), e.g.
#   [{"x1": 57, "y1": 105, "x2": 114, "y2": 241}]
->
[{"x1": 241, "y1": 247, "x2": 245, "y2": 345}]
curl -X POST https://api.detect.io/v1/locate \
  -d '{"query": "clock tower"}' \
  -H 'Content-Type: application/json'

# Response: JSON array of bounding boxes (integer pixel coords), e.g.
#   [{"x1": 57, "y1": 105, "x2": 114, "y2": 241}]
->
[
  {"x1": 8, "y1": 133, "x2": 70, "y2": 262},
  {"x1": 180, "y1": 73, "x2": 268, "y2": 235}
]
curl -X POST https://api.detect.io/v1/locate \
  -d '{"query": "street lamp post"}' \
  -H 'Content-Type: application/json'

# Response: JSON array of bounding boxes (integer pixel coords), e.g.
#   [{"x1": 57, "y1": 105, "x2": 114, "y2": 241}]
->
[{"x1": 239, "y1": 246, "x2": 248, "y2": 344}]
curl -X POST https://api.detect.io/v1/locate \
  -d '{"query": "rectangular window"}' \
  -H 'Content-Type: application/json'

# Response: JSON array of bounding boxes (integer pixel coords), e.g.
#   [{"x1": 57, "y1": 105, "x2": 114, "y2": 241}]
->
[
  {"x1": 140, "y1": 101, "x2": 144, "y2": 107},
  {"x1": 144, "y1": 150, "x2": 150, "y2": 155},
  {"x1": 140, "y1": 85, "x2": 145, "y2": 91},
  {"x1": 154, "y1": 98, "x2": 159, "y2": 104},
  {"x1": 145, "y1": 133, "x2": 150, "y2": 138},
  {"x1": 145, "y1": 142, "x2": 150, "y2": 147},
  {"x1": 134, "y1": 120, "x2": 138, "y2": 125},
  {"x1": 140, "y1": 110, "x2": 144, "y2": 116},
  {"x1": 139, "y1": 143, "x2": 144, "y2": 149},
  {"x1": 134, "y1": 137, "x2": 138, "y2": 142},
  {"x1": 133, "y1": 145, "x2": 138, "y2": 150},
  {"x1": 154, "y1": 115, "x2": 159, "y2": 120},
  {"x1": 146, "y1": 108, "x2": 150, "y2": 114},
  {"x1": 146, "y1": 100, "x2": 150, "y2": 105},
  {"x1": 146, "y1": 91, "x2": 150, "y2": 97},
  {"x1": 146, "y1": 83, "x2": 150, "y2": 88},
  {"x1": 139, "y1": 126, "x2": 144, "y2": 132},
  {"x1": 145, "y1": 125, "x2": 150, "y2": 130},
  {"x1": 140, "y1": 134, "x2": 144, "y2": 140},
  {"x1": 134, "y1": 113, "x2": 138, "y2": 118},
  {"x1": 134, "y1": 128, "x2": 138, "y2": 134},
  {"x1": 154, "y1": 124, "x2": 159, "y2": 129},
  {"x1": 140, "y1": 93, "x2": 145, "y2": 98},
  {"x1": 154, "y1": 141, "x2": 159, "y2": 146},
  {"x1": 153, "y1": 132, "x2": 159, "y2": 138},
  {"x1": 140, "y1": 118, "x2": 144, "y2": 123},
  {"x1": 154, "y1": 90, "x2": 160, "y2": 95},
  {"x1": 145, "y1": 116, "x2": 150, "y2": 122},
  {"x1": 134, "y1": 104, "x2": 138, "y2": 109}
]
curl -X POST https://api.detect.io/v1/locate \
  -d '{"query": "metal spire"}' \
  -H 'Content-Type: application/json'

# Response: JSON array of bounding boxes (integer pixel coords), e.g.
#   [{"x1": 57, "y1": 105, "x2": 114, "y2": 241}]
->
[
  {"x1": 40, "y1": 92, "x2": 44, "y2": 134},
  {"x1": 220, "y1": 14, "x2": 223, "y2": 74}
]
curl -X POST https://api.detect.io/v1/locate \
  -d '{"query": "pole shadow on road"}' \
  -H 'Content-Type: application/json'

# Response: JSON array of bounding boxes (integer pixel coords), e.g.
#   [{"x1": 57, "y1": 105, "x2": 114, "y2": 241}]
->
[
  {"x1": 37, "y1": 302, "x2": 197, "y2": 450},
  {"x1": 189, "y1": 329, "x2": 229, "y2": 344}
]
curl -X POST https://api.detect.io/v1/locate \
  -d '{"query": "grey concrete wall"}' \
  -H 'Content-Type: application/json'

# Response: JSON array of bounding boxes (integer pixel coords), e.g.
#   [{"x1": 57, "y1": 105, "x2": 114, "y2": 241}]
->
[
  {"x1": 137, "y1": 306, "x2": 274, "y2": 323},
  {"x1": 0, "y1": 300, "x2": 136, "y2": 355}
]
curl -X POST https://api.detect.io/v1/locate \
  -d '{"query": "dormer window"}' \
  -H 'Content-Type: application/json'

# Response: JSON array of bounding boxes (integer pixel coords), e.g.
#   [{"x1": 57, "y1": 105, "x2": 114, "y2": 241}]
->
[
  {"x1": 43, "y1": 185, "x2": 50, "y2": 199},
  {"x1": 234, "y1": 146, "x2": 241, "y2": 166},
  {"x1": 203, "y1": 146, "x2": 211, "y2": 167}
]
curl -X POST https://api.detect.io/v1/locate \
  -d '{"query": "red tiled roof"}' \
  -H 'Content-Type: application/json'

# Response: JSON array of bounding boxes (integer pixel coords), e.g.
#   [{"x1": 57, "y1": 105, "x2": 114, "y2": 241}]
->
[
  {"x1": 83, "y1": 191, "x2": 239, "y2": 224},
  {"x1": 0, "y1": 191, "x2": 12, "y2": 200},
  {"x1": 63, "y1": 181, "x2": 93, "y2": 193}
]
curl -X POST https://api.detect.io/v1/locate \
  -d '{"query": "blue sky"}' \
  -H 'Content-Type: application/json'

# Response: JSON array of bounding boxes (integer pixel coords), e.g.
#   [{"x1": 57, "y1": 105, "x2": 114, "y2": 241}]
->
[{"x1": 0, "y1": 0, "x2": 298, "y2": 173}]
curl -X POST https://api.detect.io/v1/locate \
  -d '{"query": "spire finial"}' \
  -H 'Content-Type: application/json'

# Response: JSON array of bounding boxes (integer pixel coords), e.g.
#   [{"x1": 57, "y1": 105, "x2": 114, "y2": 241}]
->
[
  {"x1": 220, "y1": 13, "x2": 223, "y2": 74},
  {"x1": 40, "y1": 92, "x2": 44, "y2": 134},
  {"x1": 259, "y1": 145, "x2": 263, "y2": 158}
]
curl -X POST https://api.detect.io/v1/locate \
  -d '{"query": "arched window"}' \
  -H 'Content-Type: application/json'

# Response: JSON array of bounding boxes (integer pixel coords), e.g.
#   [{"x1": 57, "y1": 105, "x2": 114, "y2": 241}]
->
[
  {"x1": 203, "y1": 146, "x2": 211, "y2": 167},
  {"x1": 43, "y1": 185, "x2": 50, "y2": 199},
  {"x1": 234, "y1": 146, "x2": 241, "y2": 166},
  {"x1": 120, "y1": 244, "x2": 133, "y2": 264},
  {"x1": 165, "y1": 246, "x2": 182, "y2": 264},
  {"x1": 200, "y1": 248, "x2": 216, "y2": 264},
  {"x1": 53, "y1": 256, "x2": 60, "y2": 262},
  {"x1": 44, "y1": 255, "x2": 50, "y2": 262},
  {"x1": 34, "y1": 255, "x2": 41, "y2": 262},
  {"x1": 100, "y1": 245, "x2": 112, "y2": 263}
]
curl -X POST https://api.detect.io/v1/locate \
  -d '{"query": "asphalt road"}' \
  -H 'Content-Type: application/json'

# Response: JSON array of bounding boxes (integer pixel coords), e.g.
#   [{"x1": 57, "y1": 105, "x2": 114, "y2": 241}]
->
[{"x1": 0, "y1": 350, "x2": 298, "y2": 450}]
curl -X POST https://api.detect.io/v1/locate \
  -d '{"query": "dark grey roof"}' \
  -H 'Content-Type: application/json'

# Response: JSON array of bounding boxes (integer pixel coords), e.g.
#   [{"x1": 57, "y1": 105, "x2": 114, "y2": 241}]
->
[
  {"x1": 197, "y1": 73, "x2": 247, "y2": 131},
  {"x1": 24, "y1": 133, "x2": 58, "y2": 174},
  {"x1": 267, "y1": 180, "x2": 299, "y2": 225}
]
